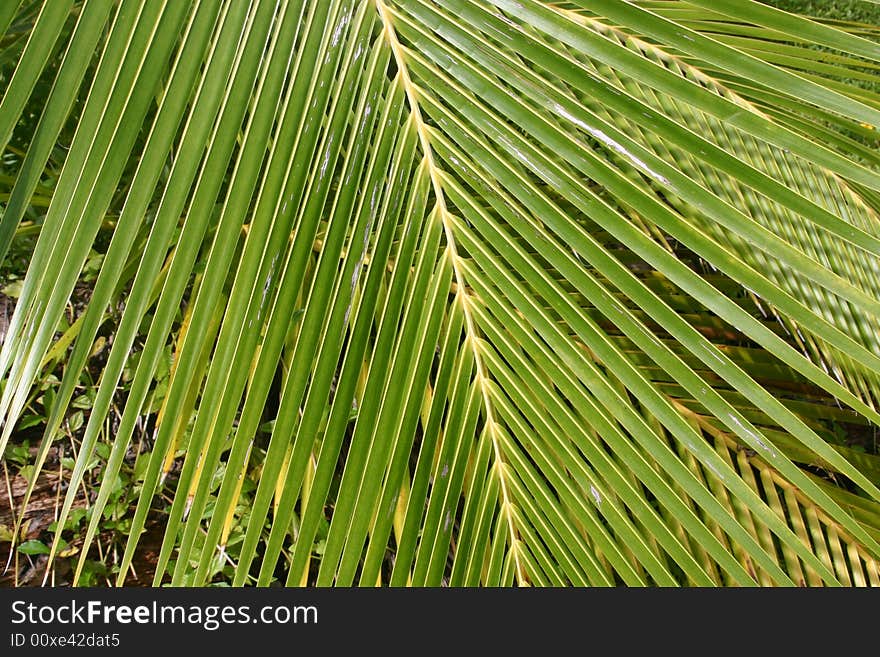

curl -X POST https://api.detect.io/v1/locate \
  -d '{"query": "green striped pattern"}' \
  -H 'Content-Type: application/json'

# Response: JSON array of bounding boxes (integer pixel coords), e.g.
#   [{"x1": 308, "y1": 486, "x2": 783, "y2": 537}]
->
[{"x1": 1, "y1": 0, "x2": 879, "y2": 586}]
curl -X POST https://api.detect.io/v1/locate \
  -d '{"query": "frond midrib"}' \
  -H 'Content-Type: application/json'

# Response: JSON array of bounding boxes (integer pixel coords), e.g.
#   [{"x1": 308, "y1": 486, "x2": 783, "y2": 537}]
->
[{"x1": 375, "y1": 0, "x2": 527, "y2": 584}]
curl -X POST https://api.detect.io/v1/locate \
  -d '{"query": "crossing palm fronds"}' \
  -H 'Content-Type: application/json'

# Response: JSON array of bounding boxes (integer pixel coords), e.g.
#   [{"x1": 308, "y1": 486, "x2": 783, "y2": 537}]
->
[{"x1": 2, "y1": 0, "x2": 880, "y2": 586}]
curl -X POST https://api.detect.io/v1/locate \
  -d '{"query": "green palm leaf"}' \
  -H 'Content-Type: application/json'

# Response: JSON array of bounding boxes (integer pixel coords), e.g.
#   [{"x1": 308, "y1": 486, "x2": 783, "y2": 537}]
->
[{"x1": 2, "y1": 0, "x2": 880, "y2": 586}]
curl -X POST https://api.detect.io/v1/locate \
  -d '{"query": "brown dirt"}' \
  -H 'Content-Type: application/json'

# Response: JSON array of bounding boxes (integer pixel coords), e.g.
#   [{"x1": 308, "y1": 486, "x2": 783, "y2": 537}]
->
[{"x1": 0, "y1": 446, "x2": 164, "y2": 587}]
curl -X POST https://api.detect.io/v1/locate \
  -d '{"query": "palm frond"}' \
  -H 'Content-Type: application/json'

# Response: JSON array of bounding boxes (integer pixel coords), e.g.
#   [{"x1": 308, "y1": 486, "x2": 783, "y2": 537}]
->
[{"x1": 2, "y1": 0, "x2": 880, "y2": 586}]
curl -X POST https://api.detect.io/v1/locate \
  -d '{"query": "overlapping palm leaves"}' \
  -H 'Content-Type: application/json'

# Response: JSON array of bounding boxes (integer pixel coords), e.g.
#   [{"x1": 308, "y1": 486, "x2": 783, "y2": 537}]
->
[{"x1": 2, "y1": 0, "x2": 880, "y2": 586}]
